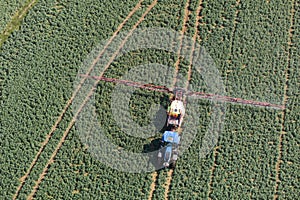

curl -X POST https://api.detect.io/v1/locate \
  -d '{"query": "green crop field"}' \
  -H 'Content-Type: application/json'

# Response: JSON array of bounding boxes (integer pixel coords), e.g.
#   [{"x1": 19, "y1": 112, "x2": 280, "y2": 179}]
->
[
  {"x1": 0, "y1": 0, "x2": 27, "y2": 31},
  {"x1": 0, "y1": 0, "x2": 299, "y2": 199}
]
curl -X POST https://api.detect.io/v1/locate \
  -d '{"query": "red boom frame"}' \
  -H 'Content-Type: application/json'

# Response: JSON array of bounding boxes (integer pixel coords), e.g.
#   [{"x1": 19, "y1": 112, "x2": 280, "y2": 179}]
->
[{"x1": 80, "y1": 74, "x2": 284, "y2": 110}]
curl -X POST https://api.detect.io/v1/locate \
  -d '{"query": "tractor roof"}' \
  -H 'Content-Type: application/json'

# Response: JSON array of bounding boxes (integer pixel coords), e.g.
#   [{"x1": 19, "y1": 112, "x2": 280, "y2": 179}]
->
[{"x1": 162, "y1": 131, "x2": 180, "y2": 144}]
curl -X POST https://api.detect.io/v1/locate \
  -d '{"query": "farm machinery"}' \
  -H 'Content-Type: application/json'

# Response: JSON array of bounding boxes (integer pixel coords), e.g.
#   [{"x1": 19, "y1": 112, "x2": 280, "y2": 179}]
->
[
  {"x1": 157, "y1": 89, "x2": 185, "y2": 169},
  {"x1": 79, "y1": 75, "x2": 284, "y2": 170}
]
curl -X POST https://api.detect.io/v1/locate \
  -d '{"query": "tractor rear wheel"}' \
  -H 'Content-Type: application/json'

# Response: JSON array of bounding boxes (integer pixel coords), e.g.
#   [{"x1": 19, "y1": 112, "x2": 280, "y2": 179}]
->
[{"x1": 170, "y1": 161, "x2": 176, "y2": 169}]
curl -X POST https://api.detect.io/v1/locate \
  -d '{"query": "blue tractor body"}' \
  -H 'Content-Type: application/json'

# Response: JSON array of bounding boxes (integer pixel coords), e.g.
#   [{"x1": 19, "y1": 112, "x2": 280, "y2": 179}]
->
[{"x1": 158, "y1": 131, "x2": 180, "y2": 168}]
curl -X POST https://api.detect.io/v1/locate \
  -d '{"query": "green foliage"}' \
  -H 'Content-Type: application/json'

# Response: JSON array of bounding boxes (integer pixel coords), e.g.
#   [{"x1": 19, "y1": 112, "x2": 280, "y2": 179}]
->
[
  {"x1": 210, "y1": 106, "x2": 281, "y2": 199},
  {"x1": 167, "y1": 0, "x2": 299, "y2": 199},
  {"x1": 277, "y1": 1, "x2": 300, "y2": 198},
  {"x1": 0, "y1": 0, "x2": 37, "y2": 47},
  {"x1": 0, "y1": 0, "x2": 156, "y2": 198},
  {"x1": 0, "y1": 0, "x2": 27, "y2": 32},
  {"x1": 0, "y1": 0, "x2": 184, "y2": 199},
  {"x1": 0, "y1": 0, "x2": 299, "y2": 199},
  {"x1": 138, "y1": 0, "x2": 185, "y2": 31}
]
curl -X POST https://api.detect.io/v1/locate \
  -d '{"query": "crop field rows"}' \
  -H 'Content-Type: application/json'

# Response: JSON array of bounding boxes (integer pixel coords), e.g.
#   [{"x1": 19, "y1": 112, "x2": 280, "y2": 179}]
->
[
  {"x1": 207, "y1": 0, "x2": 240, "y2": 198},
  {"x1": 1, "y1": 0, "x2": 152, "y2": 198},
  {"x1": 0, "y1": 0, "x2": 299, "y2": 199},
  {"x1": 26, "y1": 1, "x2": 160, "y2": 199},
  {"x1": 274, "y1": 0, "x2": 297, "y2": 199},
  {"x1": 9, "y1": 0, "x2": 160, "y2": 199}
]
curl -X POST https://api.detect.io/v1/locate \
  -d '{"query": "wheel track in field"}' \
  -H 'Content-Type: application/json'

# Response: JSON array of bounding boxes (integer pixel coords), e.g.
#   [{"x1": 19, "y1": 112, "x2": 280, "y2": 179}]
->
[
  {"x1": 163, "y1": 0, "x2": 192, "y2": 199},
  {"x1": 185, "y1": 0, "x2": 203, "y2": 90},
  {"x1": 171, "y1": 0, "x2": 192, "y2": 89},
  {"x1": 273, "y1": 0, "x2": 295, "y2": 199},
  {"x1": 0, "y1": 0, "x2": 37, "y2": 47},
  {"x1": 26, "y1": 1, "x2": 158, "y2": 199},
  {"x1": 225, "y1": 0, "x2": 241, "y2": 84},
  {"x1": 12, "y1": 0, "x2": 147, "y2": 199},
  {"x1": 147, "y1": 0, "x2": 192, "y2": 198},
  {"x1": 207, "y1": 146, "x2": 219, "y2": 198},
  {"x1": 148, "y1": 172, "x2": 158, "y2": 200},
  {"x1": 163, "y1": 0, "x2": 204, "y2": 199},
  {"x1": 207, "y1": 0, "x2": 240, "y2": 198}
]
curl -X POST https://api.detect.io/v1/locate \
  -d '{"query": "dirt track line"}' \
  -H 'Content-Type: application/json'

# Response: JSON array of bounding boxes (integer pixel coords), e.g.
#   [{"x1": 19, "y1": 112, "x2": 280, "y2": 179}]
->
[
  {"x1": 26, "y1": 1, "x2": 158, "y2": 199},
  {"x1": 147, "y1": 0, "x2": 192, "y2": 195},
  {"x1": 207, "y1": 146, "x2": 220, "y2": 199},
  {"x1": 18, "y1": 0, "x2": 36, "y2": 19},
  {"x1": 0, "y1": 0, "x2": 37, "y2": 47},
  {"x1": 148, "y1": 0, "x2": 191, "y2": 197},
  {"x1": 273, "y1": 0, "x2": 295, "y2": 199},
  {"x1": 163, "y1": 169, "x2": 174, "y2": 199},
  {"x1": 226, "y1": 0, "x2": 241, "y2": 84},
  {"x1": 186, "y1": 0, "x2": 203, "y2": 90},
  {"x1": 13, "y1": 0, "x2": 145, "y2": 199},
  {"x1": 171, "y1": 0, "x2": 191, "y2": 89},
  {"x1": 163, "y1": 0, "x2": 205, "y2": 198},
  {"x1": 148, "y1": 172, "x2": 158, "y2": 200},
  {"x1": 163, "y1": 1, "x2": 192, "y2": 199}
]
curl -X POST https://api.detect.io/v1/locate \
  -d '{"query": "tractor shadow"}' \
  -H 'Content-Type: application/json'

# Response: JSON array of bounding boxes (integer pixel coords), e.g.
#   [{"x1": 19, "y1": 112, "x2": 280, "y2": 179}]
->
[
  {"x1": 143, "y1": 137, "x2": 165, "y2": 171},
  {"x1": 143, "y1": 112, "x2": 171, "y2": 171}
]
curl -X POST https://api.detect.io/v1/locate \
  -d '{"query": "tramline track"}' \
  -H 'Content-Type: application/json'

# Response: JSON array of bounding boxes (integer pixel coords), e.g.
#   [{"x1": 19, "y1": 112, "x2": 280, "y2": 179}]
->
[
  {"x1": 80, "y1": 0, "x2": 284, "y2": 196},
  {"x1": 26, "y1": 0, "x2": 159, "y2": 199},
  {"x1": 13, "y1": 0, "x2": 286, "y2": 199},
  {"x1": 12, "y1": 0, "x2": 157, "y2": 199},
  {"x1": 163, "y1": 0, "x2": 194, "y2": 199}
]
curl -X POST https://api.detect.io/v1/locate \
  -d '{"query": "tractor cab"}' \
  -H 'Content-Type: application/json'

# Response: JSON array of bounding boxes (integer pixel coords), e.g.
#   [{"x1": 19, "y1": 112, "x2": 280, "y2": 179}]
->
[{"x1": 157, "y1": 131, "x2": 180, "y2": 168}]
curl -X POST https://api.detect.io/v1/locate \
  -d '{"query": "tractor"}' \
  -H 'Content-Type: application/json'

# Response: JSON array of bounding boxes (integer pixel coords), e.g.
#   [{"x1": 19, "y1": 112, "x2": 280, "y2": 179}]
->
[
  {"x1": 157, "y1": 130, "x2": 180, "y2": 169},
  {"x1": 156, "y1": 88, "x2": 185, "y2": 169}
]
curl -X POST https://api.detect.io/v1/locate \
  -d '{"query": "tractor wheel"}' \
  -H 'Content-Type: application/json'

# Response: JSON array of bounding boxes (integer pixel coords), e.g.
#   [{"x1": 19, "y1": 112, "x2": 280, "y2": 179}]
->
[
  {"x1": 157, "y1": 153, "x2": 163, "y2": 168},
  {"x1": 170, "y1": 161, "x2": 176, "y2": 169}
]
